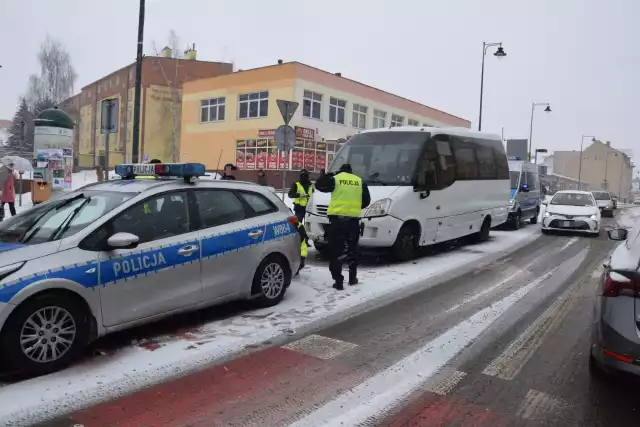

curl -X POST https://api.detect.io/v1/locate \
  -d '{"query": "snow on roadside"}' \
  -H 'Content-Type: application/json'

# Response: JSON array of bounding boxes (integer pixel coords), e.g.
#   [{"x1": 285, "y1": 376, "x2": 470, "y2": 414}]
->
[{"x1": 0, "y1": 225, "x2": 540, "y2": 426}]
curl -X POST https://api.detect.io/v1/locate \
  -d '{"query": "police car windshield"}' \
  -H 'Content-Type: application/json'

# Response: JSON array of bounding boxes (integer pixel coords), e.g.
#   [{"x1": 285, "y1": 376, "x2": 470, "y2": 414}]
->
[
  {"x1": 328, "y1": 132, "x2": 427, "y2": 186},
  {"x1": 0, "y1": 190, "x2": 135, "y2": 245}
]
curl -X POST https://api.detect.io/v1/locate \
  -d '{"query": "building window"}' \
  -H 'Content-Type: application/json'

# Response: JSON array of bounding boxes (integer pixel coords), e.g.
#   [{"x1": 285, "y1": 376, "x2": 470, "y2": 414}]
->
[
  {"x1": 303, "y1": 90, "x2": 322, "y2": 120},
  {"x1": 329, "y1": 97, "x2": 346, "y2": 124},
  {"x1": 200, "y1": 97, "x2": 226, "y2": 122},
  {"x1": 352, "y1": 104, "x2": 368, "y2": 129},
  {"x1": 238, "y1": 91, "x2": 269, "y2": 119},
  {"x1": 391, "y1": 114, "x2": 404, "y2": 127},
  {"x1": 408, "y1": 119, "x2": 420, "y2": 127},
  {"x1": 373, "y1": 110, "x2": 387, "y2": 128}
]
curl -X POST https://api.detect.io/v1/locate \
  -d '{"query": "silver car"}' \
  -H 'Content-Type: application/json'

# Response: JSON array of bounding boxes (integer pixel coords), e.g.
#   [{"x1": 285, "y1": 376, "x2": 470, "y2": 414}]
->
[
  {"x1": 590, "y1": 227, "x2": 640, "y2": 378},
  {"x1": 591, "y1": 191, "x2": 615, "y2": 218},
  {"x1": 0, "y1": 168, "x2": 300, "y2": 375}
]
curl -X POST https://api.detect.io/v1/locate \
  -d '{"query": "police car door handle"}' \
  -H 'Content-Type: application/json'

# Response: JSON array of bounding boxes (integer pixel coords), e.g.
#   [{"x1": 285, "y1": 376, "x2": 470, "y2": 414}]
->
[
  {"x1": 177, "y1": 245, "x2": 199, "y2": 256},
  {"x1": 248, "y1": 229, "x2": 264, "y2": 239}
]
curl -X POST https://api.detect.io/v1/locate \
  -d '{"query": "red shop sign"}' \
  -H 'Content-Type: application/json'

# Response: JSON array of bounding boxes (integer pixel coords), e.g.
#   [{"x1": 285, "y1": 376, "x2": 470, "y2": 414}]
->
[{"x1": 295, "y1": 126, "x2": 315, "y2": 140}]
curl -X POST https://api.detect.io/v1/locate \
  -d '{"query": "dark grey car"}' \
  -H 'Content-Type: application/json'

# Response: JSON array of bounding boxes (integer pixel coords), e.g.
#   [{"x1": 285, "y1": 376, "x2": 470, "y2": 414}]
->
[{"x1": 590, "y1": 227, "x2": 640, "y2": 377}]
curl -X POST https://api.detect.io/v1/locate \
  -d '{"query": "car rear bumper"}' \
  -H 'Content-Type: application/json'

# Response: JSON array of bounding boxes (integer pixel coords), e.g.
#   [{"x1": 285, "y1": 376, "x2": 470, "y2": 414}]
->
[{"x1": 591, "y1": 315, "x2": 640, "y2": 378}]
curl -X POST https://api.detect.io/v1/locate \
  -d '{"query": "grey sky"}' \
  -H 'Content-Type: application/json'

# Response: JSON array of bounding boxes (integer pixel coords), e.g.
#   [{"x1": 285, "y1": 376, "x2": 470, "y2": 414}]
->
[{"x1": 1, "y1": 0, "x2": 638, "y2": 165}]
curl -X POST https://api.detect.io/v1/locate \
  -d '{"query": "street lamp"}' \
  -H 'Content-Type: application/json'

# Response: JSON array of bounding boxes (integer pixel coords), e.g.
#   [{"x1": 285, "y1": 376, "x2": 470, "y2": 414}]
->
[
  {"x1": 527, "y1": 102, "x2": 551, "y2": 161},
  {"x1": 578, "y1": 134, "x2": 595, "y2": 190},
  {"x1": 478, "y1": 42, "x2": 507, "y2": 131},
  {"x1": 534, "y1": 148, "x2": 548, "y2": 165}
]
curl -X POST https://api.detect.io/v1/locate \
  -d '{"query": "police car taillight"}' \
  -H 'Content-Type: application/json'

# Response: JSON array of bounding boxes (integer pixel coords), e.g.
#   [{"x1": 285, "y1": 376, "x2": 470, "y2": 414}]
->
[{"x1": 115, "y1": 163, "x2": 206, "y2": 182}]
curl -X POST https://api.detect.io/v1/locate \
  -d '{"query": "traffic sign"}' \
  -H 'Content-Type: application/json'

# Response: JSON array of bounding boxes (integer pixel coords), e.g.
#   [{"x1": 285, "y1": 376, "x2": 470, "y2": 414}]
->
[
  {"x1": 276, "y1": 100, "x2": 298, "y2": 125},
  {"x1": 275, "y1": 125, "x2": 296, "y2": 152}
]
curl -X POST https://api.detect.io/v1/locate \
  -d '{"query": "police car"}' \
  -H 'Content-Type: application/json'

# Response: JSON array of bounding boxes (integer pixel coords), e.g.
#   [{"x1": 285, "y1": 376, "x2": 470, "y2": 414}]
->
[{"x1": 0, "y1": 163, "x2": 300, "y2": 375}]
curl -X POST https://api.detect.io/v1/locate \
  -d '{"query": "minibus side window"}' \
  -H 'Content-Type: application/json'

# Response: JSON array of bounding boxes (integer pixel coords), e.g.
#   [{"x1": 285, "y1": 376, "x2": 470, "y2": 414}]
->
[{"x1": 416, "y1": 135, "x2": 455, "y2": 190}]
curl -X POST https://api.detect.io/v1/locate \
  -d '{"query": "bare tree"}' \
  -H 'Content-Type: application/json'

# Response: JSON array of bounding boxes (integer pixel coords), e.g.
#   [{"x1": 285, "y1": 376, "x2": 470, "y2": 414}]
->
[{"x1": 25, "y1": 35, "x2": 77, "y2": 109}]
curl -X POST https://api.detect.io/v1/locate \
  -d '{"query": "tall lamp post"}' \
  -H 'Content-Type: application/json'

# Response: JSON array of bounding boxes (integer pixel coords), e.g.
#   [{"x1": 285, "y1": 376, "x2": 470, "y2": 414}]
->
[
  {"x1": 478, "y1": 42, "x2": 507, "y2": 131},
  {"x1": 527, "y1": 102, "x2": 551, "y2": 161},
  {"x1": 578, "y1": 134, "x2": 595, "y2": 190}
]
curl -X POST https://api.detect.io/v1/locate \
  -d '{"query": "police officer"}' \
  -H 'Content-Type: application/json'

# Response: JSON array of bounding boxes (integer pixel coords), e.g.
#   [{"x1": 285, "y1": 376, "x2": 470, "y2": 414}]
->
[
  {"x1": 315, "y1": 164, "x2": 370, "y2": 290},
  {"x1": 288, "y1": 169, "x2": 313, "y2": 224}
]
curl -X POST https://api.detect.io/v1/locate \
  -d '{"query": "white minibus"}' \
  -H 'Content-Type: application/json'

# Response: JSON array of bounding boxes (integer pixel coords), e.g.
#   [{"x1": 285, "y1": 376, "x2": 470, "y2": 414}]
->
[{"x1": 305, "y1": 127, "x2": 511, "y2": 260}]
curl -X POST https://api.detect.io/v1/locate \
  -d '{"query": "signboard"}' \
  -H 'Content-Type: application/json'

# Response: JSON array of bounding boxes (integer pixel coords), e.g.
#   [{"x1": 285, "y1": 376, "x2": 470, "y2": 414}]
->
[
  {"x1": 295, "y1": 126, "x2": 315, "y2": 140},
  {"x1": 259, "y1": 129, "x2": 276, "y2": 138},
  {"x1": 506, "y1": 139, "x2": 528, "y2": 161},
  {"x1": 34, "y1": 127, "x2": 73, "y2": 150},
  {"x1": 275, "y1": 125, "x2": 296, "y2": 152},
  {"x1": 101, "y1": 99, "x2": 119, "y2": 134},
  {"x1": 276, "y1": 100, "x2": 299, "y2": 125}
]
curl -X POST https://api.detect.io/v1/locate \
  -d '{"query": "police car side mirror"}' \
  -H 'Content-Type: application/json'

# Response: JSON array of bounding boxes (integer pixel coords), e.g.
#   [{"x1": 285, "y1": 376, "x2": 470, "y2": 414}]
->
[{"x1": 107, "y1": 232, "x2": 140, "y2": 249}]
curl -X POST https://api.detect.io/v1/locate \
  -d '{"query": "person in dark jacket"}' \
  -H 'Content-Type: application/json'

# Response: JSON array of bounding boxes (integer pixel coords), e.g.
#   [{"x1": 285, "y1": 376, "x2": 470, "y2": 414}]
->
[
  {"x1": 315, "y1": 164, "x2": 371, "y2": 290},
  {"x1": 288, "y1": 169, "x2": 313, "y2": 223},
  {"x1": 221, "y1": 163, "x2": 237, "y2": 180},
  {"x1": 257, "y1": 169, "x2": 268, "y2": 186}
]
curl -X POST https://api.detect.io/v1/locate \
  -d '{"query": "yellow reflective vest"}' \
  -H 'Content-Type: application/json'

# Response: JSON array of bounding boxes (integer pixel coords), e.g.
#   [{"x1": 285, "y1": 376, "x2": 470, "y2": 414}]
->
[
  {"x1": 293, "y1": 182, "x2": 313, "y2": 207},
  {"x1": 327, "y1": 172, "x2": 363, "y2": 217}
]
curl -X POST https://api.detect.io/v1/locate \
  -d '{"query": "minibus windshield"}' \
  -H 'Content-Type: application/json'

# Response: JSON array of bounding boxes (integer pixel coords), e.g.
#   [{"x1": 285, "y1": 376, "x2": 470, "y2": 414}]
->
[{"x1": 328, "y1": 131, "x2": 428, "y2": 186}]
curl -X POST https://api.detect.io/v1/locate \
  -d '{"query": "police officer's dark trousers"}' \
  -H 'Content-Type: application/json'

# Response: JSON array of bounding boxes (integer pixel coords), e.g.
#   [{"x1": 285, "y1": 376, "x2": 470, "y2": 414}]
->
[
  {"x1": 293, "y1": 204, "x2": 306, "y2": 224},
  {"x1": 327, "y1": 215, "x2": 360, "y2": 286}
]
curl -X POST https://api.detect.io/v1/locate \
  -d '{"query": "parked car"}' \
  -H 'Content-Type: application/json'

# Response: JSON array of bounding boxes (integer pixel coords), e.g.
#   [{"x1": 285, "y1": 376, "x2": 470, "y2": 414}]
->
[
  {"x1": 0, "y1": 163, "x2": 300, "y2": 375},
  {"x1": 590, "y1": 227, "x2": 640, "y2": 379},
  {"x1": 541, "y1": 190, "x2": 600, "y2": 236}
]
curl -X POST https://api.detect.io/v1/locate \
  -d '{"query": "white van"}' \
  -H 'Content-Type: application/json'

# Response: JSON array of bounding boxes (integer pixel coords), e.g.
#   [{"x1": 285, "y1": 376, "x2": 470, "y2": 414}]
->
[{"x1": 305, "y1": 127, "x2": 511, "y2": 260}]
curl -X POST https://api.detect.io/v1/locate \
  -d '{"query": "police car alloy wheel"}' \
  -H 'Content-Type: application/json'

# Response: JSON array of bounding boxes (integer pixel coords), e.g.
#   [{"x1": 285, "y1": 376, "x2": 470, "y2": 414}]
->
[
  {"x1": 1, "y1": 294, "x2": 90, "y2": 375},
  {"x1": 253, "y1": 256, "x2": 290, "y2": 307}
]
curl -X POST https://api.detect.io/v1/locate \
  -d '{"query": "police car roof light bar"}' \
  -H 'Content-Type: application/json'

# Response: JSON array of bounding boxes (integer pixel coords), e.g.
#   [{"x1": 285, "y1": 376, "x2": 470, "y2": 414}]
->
[{"x1": 114, "y1": 163, "x2": 206, "y2": 182}]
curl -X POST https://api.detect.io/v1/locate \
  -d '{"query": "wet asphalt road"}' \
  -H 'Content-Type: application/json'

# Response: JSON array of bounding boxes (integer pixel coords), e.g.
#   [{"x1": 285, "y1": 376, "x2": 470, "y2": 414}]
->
[{"x1": 32, "y1": 211, "x2": 640, "y2": 426}]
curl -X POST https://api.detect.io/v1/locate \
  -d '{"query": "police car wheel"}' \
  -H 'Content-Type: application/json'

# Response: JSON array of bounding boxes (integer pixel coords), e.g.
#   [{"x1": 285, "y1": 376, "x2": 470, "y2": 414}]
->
[
  {"x1": 252, "y1": 255, "x2": 290, "y2": 307},
  {"x1": 1, "y1": 294, "x2": 90, "y2": 376}
]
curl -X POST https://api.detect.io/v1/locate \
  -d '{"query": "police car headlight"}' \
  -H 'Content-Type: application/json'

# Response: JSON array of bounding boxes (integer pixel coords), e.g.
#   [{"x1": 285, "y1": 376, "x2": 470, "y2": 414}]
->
[
  {"x1": 364, "y1": 198, "x2": 392, "y2": 218},
  {"x1": 509, "y1": 199, "x2": 515, "y2": 205},
  {"x1": 0, "y1": 261, "x2": 25, "y2": 282},
  {"x1": 590, "y1": 214, "x2": 598, "y2": 220}
]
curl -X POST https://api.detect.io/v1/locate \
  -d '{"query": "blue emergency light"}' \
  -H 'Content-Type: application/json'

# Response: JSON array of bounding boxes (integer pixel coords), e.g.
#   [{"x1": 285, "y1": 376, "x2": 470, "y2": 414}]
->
[
  {"x1": 507, "y1": 156, "x2": 522, "y2": 161},
  {"x1": 115, "y1": 162, "x2": 206, "y2": 182}
]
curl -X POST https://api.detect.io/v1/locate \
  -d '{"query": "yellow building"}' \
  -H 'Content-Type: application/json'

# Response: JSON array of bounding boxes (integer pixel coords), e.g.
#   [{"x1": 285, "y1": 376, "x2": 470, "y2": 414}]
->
[
  {"x1": 59, "y1": 51, "x2": 233, "y2": 168},
  {"x1": 180, "y1": 61, "x2": 470, "y2": 172}
]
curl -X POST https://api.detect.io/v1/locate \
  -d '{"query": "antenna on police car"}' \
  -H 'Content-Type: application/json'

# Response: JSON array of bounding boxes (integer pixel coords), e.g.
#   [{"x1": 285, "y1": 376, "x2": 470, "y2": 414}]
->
[{"x1": 215, "y1": 149, "x2": 223, "y2": 179}]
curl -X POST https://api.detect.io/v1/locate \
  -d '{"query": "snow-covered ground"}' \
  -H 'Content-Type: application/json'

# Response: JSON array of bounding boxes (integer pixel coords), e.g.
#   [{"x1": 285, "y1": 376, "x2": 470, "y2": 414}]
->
[
  {"x1": 0, "y1": 230, "x2": 540, "y2": 424},
  {"x1": 0, "y1": 173, "x2": 544, "y2": 425}
]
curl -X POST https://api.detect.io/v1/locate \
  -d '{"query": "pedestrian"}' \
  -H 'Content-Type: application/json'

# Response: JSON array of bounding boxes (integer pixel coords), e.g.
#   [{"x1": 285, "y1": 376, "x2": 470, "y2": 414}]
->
[
  {"x1": 0, "y1": 163, "x2": 17, "y2": 221},
  {"x1": 148, "y1": 158, "x2": 162, "y2": 164},
  {"x1": 257, "y1": 169, "x2": 268, "y2": 186},
  {"x1": 221, "y1": 163, "x2": 237, "y2": 180},
  {"x1": 295, "y1": 221, "x2": 310, "y2": 276},
  {"x1": 288, "y1": 169, "x2": 313, "y2": 224},
  {"x1": 315, "y1": 163, "x2": 370, "y2": 290}
]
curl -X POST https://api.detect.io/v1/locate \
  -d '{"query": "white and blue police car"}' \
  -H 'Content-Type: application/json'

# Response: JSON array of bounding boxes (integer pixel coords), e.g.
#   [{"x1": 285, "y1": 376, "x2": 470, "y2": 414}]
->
[{"x1": 0, "y1": 163, "x2": 300, "y2": 375}]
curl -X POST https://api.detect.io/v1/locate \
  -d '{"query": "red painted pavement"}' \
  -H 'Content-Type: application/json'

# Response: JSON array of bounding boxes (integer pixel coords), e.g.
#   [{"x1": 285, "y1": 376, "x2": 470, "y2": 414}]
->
[
  {"x1": 383, "y1": 393, "x2": 509, "y2": 427},
  {"x1": 67, "y1": 346, "x2": 369, "y2": 427}
]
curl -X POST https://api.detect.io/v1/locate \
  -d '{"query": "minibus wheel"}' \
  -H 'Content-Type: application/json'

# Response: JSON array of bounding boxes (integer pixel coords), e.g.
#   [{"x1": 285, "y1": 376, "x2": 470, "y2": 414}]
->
[{"x1": 393, "y1": 222, "x2": 420, "y2": 261}]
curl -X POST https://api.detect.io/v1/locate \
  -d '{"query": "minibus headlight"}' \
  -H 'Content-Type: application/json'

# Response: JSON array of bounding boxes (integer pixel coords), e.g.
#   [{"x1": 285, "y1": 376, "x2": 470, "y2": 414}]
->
[{"x1": 364, "y1": 198, "x2": 392, "y2": 218}]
